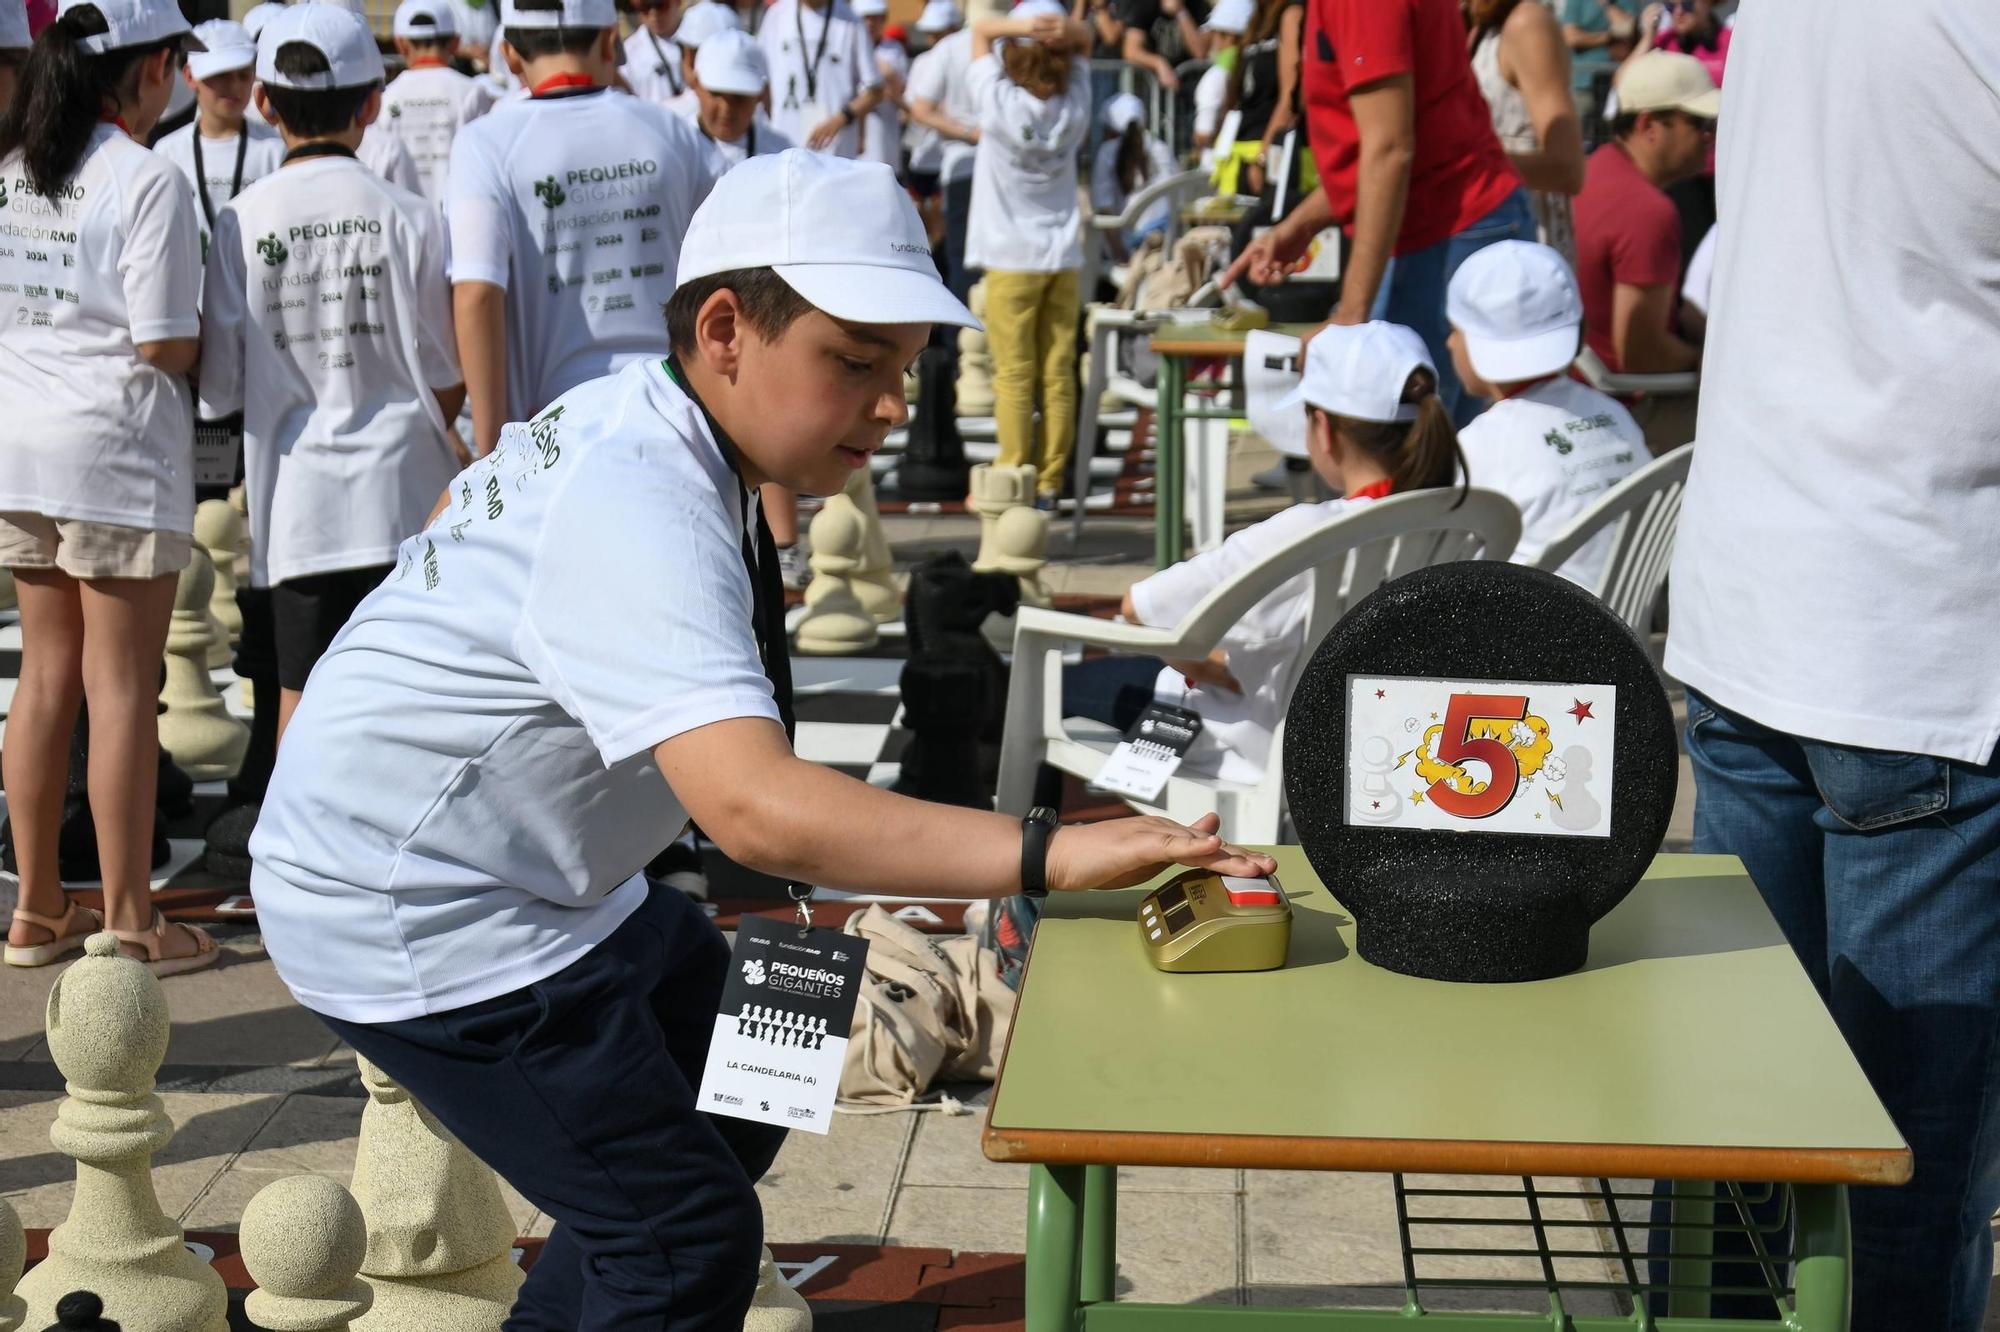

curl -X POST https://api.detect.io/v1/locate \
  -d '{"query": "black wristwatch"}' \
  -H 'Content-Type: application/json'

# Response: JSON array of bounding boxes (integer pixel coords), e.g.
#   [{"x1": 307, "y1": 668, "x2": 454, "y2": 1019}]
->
[
  {"x1": 1020, "y1": 806, "x2": 1060, "y2": 900},
  {"x1": 840, "y1": 103, "x2": 858, "y2": 126}
]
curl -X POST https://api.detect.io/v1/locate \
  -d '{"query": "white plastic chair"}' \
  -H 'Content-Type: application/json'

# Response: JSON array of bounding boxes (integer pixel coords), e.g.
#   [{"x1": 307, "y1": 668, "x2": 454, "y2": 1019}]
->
[
  {"x1": 996, "y1": 488, "x2": 1523, "y2": 841},
  {"x1": 1078, "y1": 168, "x2": 1213, "y2": 305},
  {"x1": 1530, "y1": 444, "x2": 1693, "y2": 631},
  {"x1": 1573, "y1": 345, "x2": 1698, "y2": 398}
]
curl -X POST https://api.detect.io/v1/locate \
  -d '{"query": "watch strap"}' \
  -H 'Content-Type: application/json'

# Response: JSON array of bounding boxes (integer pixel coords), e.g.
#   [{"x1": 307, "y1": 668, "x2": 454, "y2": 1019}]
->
[{"x1": 1020, "y1": 806, "x2": 1059, "y2": 900}]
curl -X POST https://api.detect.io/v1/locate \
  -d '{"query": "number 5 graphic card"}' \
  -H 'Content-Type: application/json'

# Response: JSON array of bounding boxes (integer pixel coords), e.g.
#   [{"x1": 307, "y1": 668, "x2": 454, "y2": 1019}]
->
[{"x1": 1344, "y1": 675, "x2": 1617, "y2": 838}]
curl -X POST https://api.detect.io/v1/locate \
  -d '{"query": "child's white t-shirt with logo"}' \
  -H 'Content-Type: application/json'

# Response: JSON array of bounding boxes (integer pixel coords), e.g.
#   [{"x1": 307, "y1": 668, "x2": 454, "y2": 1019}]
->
[
  {"x1": 0, "y1": 126, "x2": 200, "y2": 533},
  {"x1": 248, "y1": 357, "x2": 782, "y2": 1023},
  {"x1": 382, "y1": 64, "x2": 498, "y2": 202},
  {"x1": 1129, "y1": 495, "x2": 1377, "y2": 784},
  {"x1": 621, "y1": 26, "x2": 688, "y2": 105},
  {"x1": 965, "y1": 52, "x2": 1090, "y2": 272},
  {"x1": 446, "y1": 89, "x2": 714, "y2": 422},
  {"x1": 198, "y1": 157, "x2": 462, "y2": 587},
  {"x1": 760, "y1": 0, "x2": 879, "y2": 157},
  {"x1": 360, "y1": 124, "x2": 425, "y2": 195},
  {"x1": 153, "y1": 120, "x2": 286, "y2": 257},
  {"x1": 1456, "y1": 374, "x2": 1645, "y2": 589}
]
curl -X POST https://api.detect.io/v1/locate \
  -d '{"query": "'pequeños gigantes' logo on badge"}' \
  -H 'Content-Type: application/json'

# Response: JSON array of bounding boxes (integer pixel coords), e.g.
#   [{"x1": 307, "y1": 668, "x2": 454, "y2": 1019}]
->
[
  {"x1": 533, "y1": 176, "x2": 567, "y2": 208},
  {"x1": 256, "y1": 233, "x2": 289, "y2": 267}
]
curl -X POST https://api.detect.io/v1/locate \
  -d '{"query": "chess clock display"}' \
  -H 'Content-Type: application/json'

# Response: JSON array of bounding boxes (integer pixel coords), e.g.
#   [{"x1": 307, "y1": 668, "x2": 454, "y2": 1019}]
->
[{"x1": 1284, "y1": 562, "x2": 1678, "y2": 983}]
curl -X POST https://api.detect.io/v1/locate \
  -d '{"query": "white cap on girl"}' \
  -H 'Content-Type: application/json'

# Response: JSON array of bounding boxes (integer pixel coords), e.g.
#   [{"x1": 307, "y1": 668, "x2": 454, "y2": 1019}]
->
[
  {"x1": 1274, "y1": 320, "x2": 1435, "y2": 441},
  {"x1": 187, "y1": 18, "x2": 257, "y2": 78},
  {"x1": 1102, "y1": 91, "x2": 1145, "y2": 134},
  {"x1": 56, "y1": 0, "x2": 195, "y2": 54}
]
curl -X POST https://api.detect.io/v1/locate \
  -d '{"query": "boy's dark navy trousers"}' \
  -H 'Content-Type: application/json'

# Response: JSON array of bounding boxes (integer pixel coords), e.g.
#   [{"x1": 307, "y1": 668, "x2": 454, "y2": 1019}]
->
[{"x1": 319, "y1": 882, "x2": 789, "y2": 1331}]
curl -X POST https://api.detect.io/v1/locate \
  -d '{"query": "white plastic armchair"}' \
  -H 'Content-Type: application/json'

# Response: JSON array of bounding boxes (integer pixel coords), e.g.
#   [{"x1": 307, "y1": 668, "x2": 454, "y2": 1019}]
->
[
  {"x1": 1530, "y1": 443, "x2": 1693, "y2": 631},
  {"x1": 1573, "y1": 345, "x2": 1698, "y2": 399},
  {"x1": 996, "y1": 488, "x2": 1523, "y2": 842}
]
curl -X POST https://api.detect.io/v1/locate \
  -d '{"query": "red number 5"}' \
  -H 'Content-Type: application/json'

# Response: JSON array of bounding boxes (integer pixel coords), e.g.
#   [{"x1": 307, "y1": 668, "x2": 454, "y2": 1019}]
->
[{"x1": 1428, "y1": 692, "x2": 1529, "y2": 820}]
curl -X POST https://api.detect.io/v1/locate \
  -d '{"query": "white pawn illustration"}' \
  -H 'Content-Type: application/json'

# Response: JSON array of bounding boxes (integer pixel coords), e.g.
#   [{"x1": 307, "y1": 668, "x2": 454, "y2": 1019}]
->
[
  {"x1": 159, "y1": 547, "x2": 250, "y2": 781},
  {"x1": 1550, "y1": 744, "x2": 1603, "y2": 832},
  {"x1": 16, "y1": 935, "x2": 230, "y2": 1332},
  {"x1": 192, "y1": 499, "x2": 246, "y2": 657},
  {"x1": 241, "y1": 1175, "x2": 373, "y2": 1332},
  {"x1": 2, "y1": 1196, "x2": 25, "y2": 1332},
  {"x1": 1352, "y1": 735, "x2": 1403, "y2": 824},
  {"x1": 956, "y1": 281, "x2": 995, "y2": 418},
  {"x1": 348, "y1": 1056, "x2": 523, "y2": 1332}
]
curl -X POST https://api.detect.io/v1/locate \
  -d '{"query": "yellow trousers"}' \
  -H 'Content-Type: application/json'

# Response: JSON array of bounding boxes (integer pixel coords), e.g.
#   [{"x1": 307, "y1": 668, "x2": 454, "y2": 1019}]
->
[{"x1": 983, "y1": 267, "x2": 1080, "y2": 496}]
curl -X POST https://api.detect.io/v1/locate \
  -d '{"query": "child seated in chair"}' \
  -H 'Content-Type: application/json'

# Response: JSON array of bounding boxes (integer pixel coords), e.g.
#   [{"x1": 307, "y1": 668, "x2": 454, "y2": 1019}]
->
[
  {"x1": 1061, "y1": 321, "x2": 1466, "y2": 787},
  {"x1": 1447, "y1": 240, "x2": 1646, "y2": 588}
]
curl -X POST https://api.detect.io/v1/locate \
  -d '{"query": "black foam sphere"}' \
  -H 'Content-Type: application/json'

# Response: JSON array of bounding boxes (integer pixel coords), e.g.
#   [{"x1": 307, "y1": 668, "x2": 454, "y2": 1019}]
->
[{"x1": 1283, "y1": 561, "x2": 1677, "y2": 982}]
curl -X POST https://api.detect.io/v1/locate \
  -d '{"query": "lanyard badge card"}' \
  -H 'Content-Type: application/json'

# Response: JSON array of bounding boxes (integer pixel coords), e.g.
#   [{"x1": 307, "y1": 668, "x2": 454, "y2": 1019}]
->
[
  {"x1": 697, "y1": 887, "x2": 869, "y2": 1135},
  {"x1": 1091, "y1": 701, "x2": 1203, "y2": 803}
]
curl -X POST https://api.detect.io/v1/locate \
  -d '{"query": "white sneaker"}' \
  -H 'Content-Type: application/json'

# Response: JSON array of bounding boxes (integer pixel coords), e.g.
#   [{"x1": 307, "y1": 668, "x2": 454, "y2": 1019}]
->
[{"x1": 744, "y1": 1246, "x2": 812, "y2": 1330}]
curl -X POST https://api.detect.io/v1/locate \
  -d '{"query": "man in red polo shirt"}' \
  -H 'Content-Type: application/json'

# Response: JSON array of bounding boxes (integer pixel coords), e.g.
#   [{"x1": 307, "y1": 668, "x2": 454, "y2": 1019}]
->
[{"x1": 1222, "y1": 0, "x2": 1525, "y2": 423}]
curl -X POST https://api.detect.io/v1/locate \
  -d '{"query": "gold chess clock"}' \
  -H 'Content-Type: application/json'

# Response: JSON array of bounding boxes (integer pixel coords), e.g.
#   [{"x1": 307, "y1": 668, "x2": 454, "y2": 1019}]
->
[{"x1": 1138, "y1": 871, "x2": 1292, "y2": 973}]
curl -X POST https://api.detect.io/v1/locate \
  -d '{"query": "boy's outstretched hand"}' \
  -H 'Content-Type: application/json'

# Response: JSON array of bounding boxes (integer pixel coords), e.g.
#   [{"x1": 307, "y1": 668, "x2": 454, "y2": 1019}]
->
[{"x1": 1047, "y1": 812, "x2": 1278, "y2": 892}]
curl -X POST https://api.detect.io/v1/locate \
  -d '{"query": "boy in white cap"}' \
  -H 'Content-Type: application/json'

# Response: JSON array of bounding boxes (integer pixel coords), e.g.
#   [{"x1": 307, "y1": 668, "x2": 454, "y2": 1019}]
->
[
  {"x1": 649, "y1": 0, "x2": 737, "y2": 116},
  {"x1": 245, "y1": 147, "x2": 1272, "y2": 1330},
  {"x1": 1446, "y1": 239, "x2": 1644, "y2": 587},
  {"x1": 199, "y1": 2, "x2": 464, "y2": 742},
  {"x1": 154, "y1": 18, "x2": 286, "y2": 259},
  {"x1": 616, "y1": 0, "x2": 683, "y2": 106},
  {"x1": 281, "y1": 0, "x2": 425, "y2": 193},
  {"x1": 685, "y1": 27, "x2": 792, "y2": 173},
  {"x1": 850, "y1": 0, "x2": 904, "y2": 172},
  {"x1": 446, "y1": 0, "x2": 713, "y2": 453},
  {"x1": 382, "y1": 0, "x2": 495, "y2": 200},
  {"x1": 758, "y1": 0, "x2": 882, "y2": 156}
]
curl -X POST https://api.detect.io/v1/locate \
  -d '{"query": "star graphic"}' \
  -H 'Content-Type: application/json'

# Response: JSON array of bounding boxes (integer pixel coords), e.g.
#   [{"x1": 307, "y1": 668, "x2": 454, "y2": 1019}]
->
[
  {"x1": 1410, "y1": 790, "x2": 1426, "y2": 805},
  {"x1": 1567, "y1": 698, "x2": 1596, "y2": 724},
  {"x1": 1429, "y1": 711, "x2": 1439, "y2": 721},
  {"x1": 1371, "y1": 799, "x2": 1381, "y2": 809},
  {"x1": 1374, "y1": 689, "x2": 1386, "y2": 699}
]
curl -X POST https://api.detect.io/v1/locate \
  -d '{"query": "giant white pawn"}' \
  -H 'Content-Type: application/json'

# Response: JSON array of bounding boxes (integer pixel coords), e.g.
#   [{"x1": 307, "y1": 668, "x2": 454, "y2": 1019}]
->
[
  {"x1": 984, "y1": 506, "x2": 1053, "y2": 612},
  {"x1": 794, "y1": 500, "x2": 879, "y2": 655},
  {"x1": 839, "y1": 467, "x2": 899, "y2": 624},
  {"x1": 956, "y1": 282, "x2": 995, "y2": 418},
  {"x1": 743, "y1": 1246, "x2": 812, "y2": 1332},
  {"x1": 159, "y1": 549, "x2": 248, "y2": 782},
  {"x1": 16, "y1": 935, "x2": 230, "y2": 1332},
  {"x1": 192, "y1": 500, "x2": 245, "y2": 653},
  {"x1": 242, "y1": 1175, "x2": 372, "y2": 1332},
  {"x1": 1, "y1": 1196, "x2": 25, "y2": 1332},
  {"x1": 348, "y1": 1056, "x2": 523, "y2": 1332},
  {"x1": 967, "y1": 463, "x2": 1036, "y2": 574}
]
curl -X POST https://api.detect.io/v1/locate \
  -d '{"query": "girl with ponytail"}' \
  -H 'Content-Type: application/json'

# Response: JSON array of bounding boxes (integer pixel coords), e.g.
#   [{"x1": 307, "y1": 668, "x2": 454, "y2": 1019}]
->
[
  {"x1": 0, "y1": 0, "x2": 220, "y2": 976},
  {"x1": 1058, "y1": 321, "x2": 1464, "y2": 789}
]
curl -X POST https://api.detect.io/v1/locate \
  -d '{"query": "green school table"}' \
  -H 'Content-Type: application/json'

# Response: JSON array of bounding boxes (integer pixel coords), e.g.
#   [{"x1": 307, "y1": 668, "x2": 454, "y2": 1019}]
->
[
  {"x1": 1145, "y1": 322, "x2": 1317, "y2": 570},
  {"x1": 982, "y1": 848, "x2": 1911, "y2": 1331}
]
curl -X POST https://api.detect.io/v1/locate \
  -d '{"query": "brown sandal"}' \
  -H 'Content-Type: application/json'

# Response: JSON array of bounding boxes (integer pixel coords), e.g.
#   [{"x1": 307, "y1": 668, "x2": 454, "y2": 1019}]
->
[
  {"x1": 4, "y1": 900, "x2": 104, "y2": 968},
  {"x1": 109, "y1": 910, "x2": 222, "y2": 978}
]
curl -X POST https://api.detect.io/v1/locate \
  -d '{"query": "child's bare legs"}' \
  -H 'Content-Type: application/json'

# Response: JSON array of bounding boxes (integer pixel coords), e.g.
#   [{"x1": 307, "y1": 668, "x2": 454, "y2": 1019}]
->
[
  {"x1": 76, "y1": 573, "x2": 178, "y2": 935},
  {"x1": 4, "y1": 569, "x2": 86, "y2": 950}
]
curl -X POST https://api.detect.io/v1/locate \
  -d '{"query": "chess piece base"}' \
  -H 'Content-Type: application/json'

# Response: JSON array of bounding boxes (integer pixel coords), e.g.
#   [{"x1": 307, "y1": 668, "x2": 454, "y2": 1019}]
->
[{"x1": 352, "y1": 1253, "x2": 524, "y2": 1332}]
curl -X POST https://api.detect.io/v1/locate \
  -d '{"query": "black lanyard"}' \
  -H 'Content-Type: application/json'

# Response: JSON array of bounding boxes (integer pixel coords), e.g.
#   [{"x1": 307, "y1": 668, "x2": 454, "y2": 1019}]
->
[
  {"x1": 281, "y1": 141, "x2": 359, "y2": 165},
  {"x1": 191, "y1": 128, "x2": 250, "y2": 228},
  {"x1": 664, "y1": 355, "x2": 797, "y2": 742},
  {"x1": 644, "y1": 27, "x2": 683, "y2": 93},
  {"x1": 794, "y1": 0, "x2": 835, "y2": 103}
]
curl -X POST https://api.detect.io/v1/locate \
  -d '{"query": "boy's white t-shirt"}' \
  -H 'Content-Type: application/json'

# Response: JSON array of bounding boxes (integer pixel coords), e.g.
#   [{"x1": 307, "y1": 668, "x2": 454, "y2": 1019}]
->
[
  {"x1": 0, "y1": 125, "x2": 200, "y2": 533},
  {"x1": 620, "y1": 26, "x2": 688, "y2": 105},
  {"x1": 904, "y1": 27, "x2": 976, "y2": 184},
  {"x1": 446, "y1": 89, "x2": 715, "y2": 422},
  {"x1": 248, "y1": 358, "x2": 783, "y2": 1022},
  {"x1": 448, "y1": 0, "x2": 499, "y2": 57},
  {"x1": 382, "y1": 64, "x2": 498, "y2": 201},
  {"x1": 198, "y1": 157, "x2": 462, "y2": 587},
  {"x1": 1089, "y1": 133, "x2": 1179, "y2": 232},
  {"x1": 964, "y1": 52, "x2": 1090, "y2": 272},
  {"x1": 359, "y1": 124, "x2": 425, "y2": 195},
  {"x1": 858, "y1": 38, "x2": 908, "y2": 170},
  {"x1": 1128, "y1": 495, "x2": 1377, "y2": 784},
  {"x1": 1667, "y1": 0, "x2": 2000, "y2": 764},
  {"x1": 153, "y1": 120, "x2": 286, "y2": 256},
  {"x1": 1456, "y1": 375, "x2": 1644, "y2": 590},
  {"x1": 681, "y1": 112, "x2": 797, "y2": 177},
  {"x1": 759, "y1": 0, "x2": 879, "y2": 157}
]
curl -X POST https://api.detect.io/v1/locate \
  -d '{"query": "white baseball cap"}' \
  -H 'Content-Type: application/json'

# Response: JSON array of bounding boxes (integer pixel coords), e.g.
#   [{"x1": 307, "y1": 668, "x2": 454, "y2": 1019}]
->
[
  {"x1": 694, "y1": 26, "x2": 764, "y2": 95},
  {"x1": 915, "y1": 0, "x2": 960, "y2": 32},
  {"x1": 500, "y1": 0, "x2": 616, "y2": 30},
  {"x1": 1446, "y1": 240, "x2": 1582, "y2": 383},
  {"x1": 257, "y1": 2, "x2": 385, "y2": 88},
  {"x1": 1010, "y1": 0, "x2": 1064, "y2": 19},
  {"x1": 674, "y1": 0, "x2": 738, "y2": 47},
  {"x1": 187, "y1": 18, "x2": 256, "y2": 77},
  {"x1": 1, "y1": 0, "x2": 32, "y2": 50},
  {"x1": 678, "y1": 150, "x2": 979, "y2": 329},
  {"x1": 393, "y1": 0, "x2": 458, "y2": 39},
  {"x1": 1614, "y1": 49, "x2": 1720, "y2": 119},
  {"x1": 852, "y1": 0, "x2": 886, "y2": 16},
  {"x1": 1202, "y1": 0, "x2": 1252, "y2": 33},
  {"x1": 242, "y1": 2, "x2": 288, "y2": 41},
  {"x1": 305, "y1": 0, "x2": 366, "y2": 15},
  {"x1": 57, "y1": 0, "x2": 196, "y2": 55},
  {"x1": 1102, "y1": 91, "x2": 1144, "y2": 135},
  {"x1": 1274, "y1": 321, "x2": 1436, "y2": 443}
]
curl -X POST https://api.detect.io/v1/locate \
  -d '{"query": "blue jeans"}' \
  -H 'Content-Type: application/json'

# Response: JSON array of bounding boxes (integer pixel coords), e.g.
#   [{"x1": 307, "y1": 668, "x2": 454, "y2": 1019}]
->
[
  {"x1": 320, "y1": 883, "x2": 788, "y2": 1332},
  {"x1": 1370, "y1": 189, "x2": 1535, "y2": 426},
  {"x1": 1679, "y1": 689, "x2": 2000, "y2": 1331}
]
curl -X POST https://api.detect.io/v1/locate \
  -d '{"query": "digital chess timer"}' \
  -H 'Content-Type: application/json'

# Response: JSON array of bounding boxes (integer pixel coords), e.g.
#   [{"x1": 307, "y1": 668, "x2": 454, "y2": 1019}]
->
[{"x1": 1137, "y1": 871, "x2": 1292, "y2": 973}]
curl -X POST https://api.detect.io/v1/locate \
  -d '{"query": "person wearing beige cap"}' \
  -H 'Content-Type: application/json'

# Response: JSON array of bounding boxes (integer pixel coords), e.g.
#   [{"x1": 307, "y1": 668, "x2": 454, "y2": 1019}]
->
[
  {"x1": 1570, "y1": 48, "x2": 1714, "y2": 380},
  {"x1": 244, "y1": 148, "x2": 1274, "y2": 1331}
]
